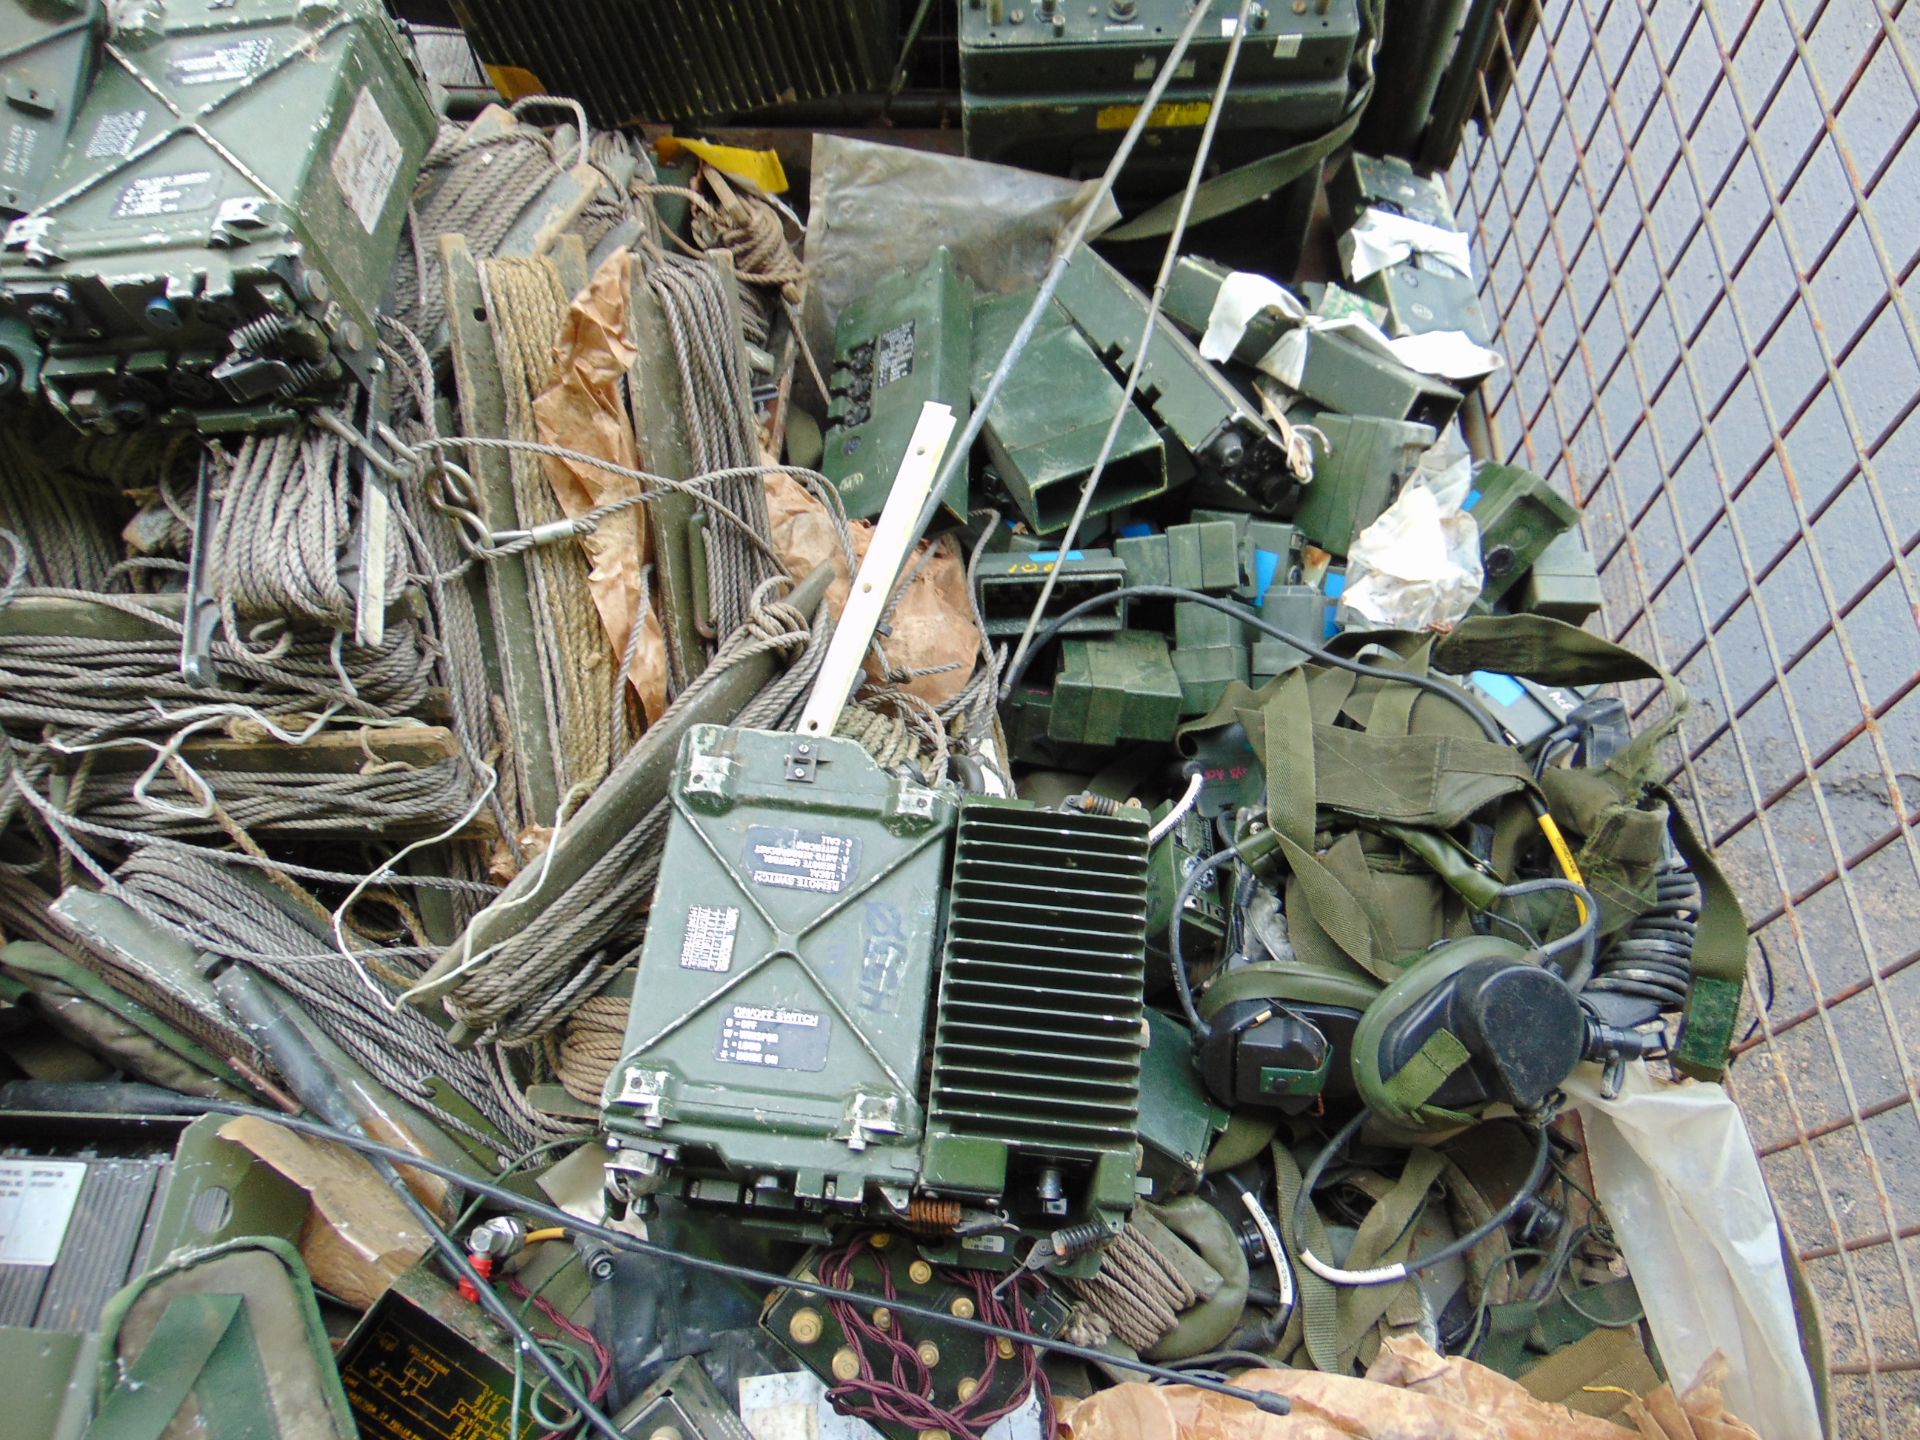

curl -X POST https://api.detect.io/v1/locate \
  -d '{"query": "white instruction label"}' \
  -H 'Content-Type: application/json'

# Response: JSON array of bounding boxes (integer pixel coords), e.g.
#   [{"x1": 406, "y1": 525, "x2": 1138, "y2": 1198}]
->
[
  {"x1": 678, "y1": 904, "x2": 739, "y2": 973},
  {"x1": 0, "y1": 123, "x2": 35, "y2": 180},
  {"x1": 330, "y1": 87, "x2": 403, "y2": 233},
  {"x1": 743, "y1": 826, "x2": 860, "y2": 894},
  {"x1": 112, "y1": 169, "x2": 216, "y2": 218},
  {"x1": 84, "y1": 108, "x2": 147, "y2": 160},
  {"x1": 0, "y1": 1158, "x2": 85, "y2": 1266},
  {"x1": 168, "y1": 38, "x2": 272, "y2": 88}
]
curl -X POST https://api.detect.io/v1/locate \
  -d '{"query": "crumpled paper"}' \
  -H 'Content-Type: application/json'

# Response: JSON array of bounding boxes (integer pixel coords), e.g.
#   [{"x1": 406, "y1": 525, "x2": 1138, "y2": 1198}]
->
[
  {"x1": 1199, "y1": 270, "x2": 1501, "y2": 386},
  {"x1": 764, "y1": 471, "x2": 980, "y2": 707},
  {"x1": 1338, "y1": 207, "x2": 1474, "y2": 284},
  {"x1": 218, "y1": 1115, "x2": 430, "y2": 1310},
  {"x1": 1057, "y1": 1336, "x2": 1763, "y2": 1440},
  {"x1": 533, "y1": 248, "x2": 670, "y2": 724},
  {"x1": 1339, "y1": 429, "x2": 1483, "y2": 630}
]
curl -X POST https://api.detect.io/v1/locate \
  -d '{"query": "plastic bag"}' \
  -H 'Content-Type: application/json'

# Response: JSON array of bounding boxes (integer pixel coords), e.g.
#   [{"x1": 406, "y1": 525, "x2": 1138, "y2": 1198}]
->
[
  {"x1": 799, "y1": 135, "x2": 1120, "y2": 396},
  {"x1": 1339, "y1": 428, "x2": 1483, "y2": 630},
  {"x1": 1563, "y1": 1061, "x2": 1822, "y2": 1440}
]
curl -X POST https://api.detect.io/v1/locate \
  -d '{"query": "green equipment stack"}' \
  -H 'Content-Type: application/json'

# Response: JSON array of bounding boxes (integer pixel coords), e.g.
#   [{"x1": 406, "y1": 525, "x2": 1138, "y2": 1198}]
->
[{"x1": 0, "y1": 0, "x2": 437, "y2": 430}]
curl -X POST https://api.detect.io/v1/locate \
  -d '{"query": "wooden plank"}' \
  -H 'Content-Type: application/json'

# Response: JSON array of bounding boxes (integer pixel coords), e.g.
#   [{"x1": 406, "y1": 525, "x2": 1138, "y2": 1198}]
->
[
  {"x1": 0, "y1": 589, "x2": 425, "y2": 642},
  {"x1": 628, "y1": 251, "x2": 706, "y2": 689},
  {"x1": 440, "y1": 234, "x2": 562, "y2": 826}
]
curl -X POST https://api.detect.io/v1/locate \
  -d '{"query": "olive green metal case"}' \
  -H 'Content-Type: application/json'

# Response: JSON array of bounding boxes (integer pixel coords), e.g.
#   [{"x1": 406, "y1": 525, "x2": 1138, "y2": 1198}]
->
[{"x1": 0, "y1": 0, "x2": 436, "y2": 430}]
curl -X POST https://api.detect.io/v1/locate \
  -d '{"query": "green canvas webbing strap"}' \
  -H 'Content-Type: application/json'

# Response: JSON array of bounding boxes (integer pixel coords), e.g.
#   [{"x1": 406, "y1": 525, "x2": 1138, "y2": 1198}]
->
[
  {"x1": 1271, "y1": 1139, "x2": 1341, "y2": 1373},
  {"x1": 93, "y1": 1238, "x2": 355, "y2": 1440},
  {"x1": 1655, "y1": 783, "x2": 1748, "y2": 1081},
  {"x1": 1331, "y1": 1149, "x2": 1446, "y2": 1372},
  {"x1": 1262, "y1": 669, "x2": 1401, "y2": 981},
  {"x1": 1428, "y1": 614, "x2": 1671, "y2": 690},
  {"x1": 88, "y1": 1293, "x2": 269, "y2": 1440},
  {"x1": 1102, "y1": 0, "x2": 1386, "y2": 242}
]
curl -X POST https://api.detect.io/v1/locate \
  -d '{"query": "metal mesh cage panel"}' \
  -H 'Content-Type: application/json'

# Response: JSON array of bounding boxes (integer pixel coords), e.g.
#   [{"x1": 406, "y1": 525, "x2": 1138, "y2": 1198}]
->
[{"x1": 1446, "y1": 1, "x2": 1920, "y2": 1432}]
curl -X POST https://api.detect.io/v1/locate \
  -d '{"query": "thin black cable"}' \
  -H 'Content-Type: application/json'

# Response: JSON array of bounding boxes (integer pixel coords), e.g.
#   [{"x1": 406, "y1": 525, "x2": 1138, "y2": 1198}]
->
[
  {"x1": 137, "y1": 1099, "x2": 1293, "y2": 1417},
  {"x1": 1170, "y1": 832, "x2": 1265, "y2": 1042},
  {"x1": 999, "y1": 586, "x2": 1505, "y2": 744},
  {"x1": 1486, "y1": 876, "x2": 1597, "y2": 980},
  {"x1": 1288, "y1": 1109, "x2": 1553, "y2": 1288}
]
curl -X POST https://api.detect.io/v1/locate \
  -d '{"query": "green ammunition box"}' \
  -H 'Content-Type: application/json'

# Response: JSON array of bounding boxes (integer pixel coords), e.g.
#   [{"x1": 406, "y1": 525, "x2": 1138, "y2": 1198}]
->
[
  {"x1": 977, "y1": 547, "x2": 1127, "y2": 639},
  {"x1": 0, "y1": 0, "x2": 436, "y2": 430},
  {"x1": 1174, "y1": 599, "x2": 1247, "y2": 650},
  {"x1": 1050, "y1": 630, "x2": 1183, "y2": 747},
  {"x1": 1359, "y1": 251, "x2": 1492, "y2": 345},
  {"x1": 823, "y1": 246, "x2": 974, "y2": 521},
  {"x1": 1249, "y1": 584, "x2": 1322, "y2": 680},
  {"x1": 958, "y1": 0, "x2": 1360, "y2": 193},
  {"x1": 1327, "y1": 151, "x2": 1458, "y2": 230},
  {"x1": 0, "y1": 0, "x2": 102, "y2": 218},
  {"x1": 1292, "y1": 414, "x2": 1437, "y2": 556},
  {"x1": 1469, "y1": 462, "x2": 1580, "y2": 603},
  {"x1": 1171, "y1": 644, "x2": 1249, "y2": 716},
  {"x1": 972, "y1": 286, "x2": 1166, "y2": 533},
  {"x1": 1000, "y1": 677, "x2": 1059, "y2": 766},
  {"x1": 1055, "y1": 248, "x2": 1293, "y2": 507},
  {"x1": 1517, "y1": 528, "x2": 1604, "y2": 626},
  {"x1": 1115, "y1": 531, "x2": 1171, "y2": 588},
  {"x1": 1330, "y1": 152, "x2": 1490, "y2": 345},
  {"x1": 1310, "y1": 282, "x2": 1389, "y2": 328},
  {"x1": 1167, "y1": 519, "x2": 1239, "y2": 593},
  {"x1": 1241, "y1": 519, "x2": 1298, "y2": 601},
  {"x1": 1162, "y1": 256, "x2": 1462, "y2": 427}
]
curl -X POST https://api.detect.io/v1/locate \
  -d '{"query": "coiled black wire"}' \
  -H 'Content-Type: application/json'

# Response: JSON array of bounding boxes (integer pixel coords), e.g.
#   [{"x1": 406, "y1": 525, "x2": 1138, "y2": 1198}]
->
[{"x1": 1585, "y1": 854, "x2": 1699, "y2": 1011}]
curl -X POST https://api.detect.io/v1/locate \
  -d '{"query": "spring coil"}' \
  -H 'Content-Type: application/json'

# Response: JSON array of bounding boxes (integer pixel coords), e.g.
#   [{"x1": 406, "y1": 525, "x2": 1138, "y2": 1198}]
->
[
  {"x1": 904, "y1": 1197, "x2": 962, "y2": 1236},
  {"x1": 1049, "y1": 1221, "x2": 1110, "y2": 1260},
  {"x1": 1586, "y1": 856, "x2": 1699, "y2": 1011},
  {"x1": 276, "y1": 359, "x2": 331, "y2": 399},
  {"x1": 228, "y1": 312, "x2": 294, "y2": 357}
]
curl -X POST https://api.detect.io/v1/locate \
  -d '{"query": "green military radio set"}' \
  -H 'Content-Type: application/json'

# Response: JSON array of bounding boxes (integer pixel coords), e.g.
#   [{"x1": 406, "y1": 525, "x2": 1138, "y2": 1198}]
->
[
  {"x1": 0, "y1": 0, "x2": 436, "y2": 431},
  {"x1": 602, "y1": 725, "x2": 1151, "y2": 1273}
]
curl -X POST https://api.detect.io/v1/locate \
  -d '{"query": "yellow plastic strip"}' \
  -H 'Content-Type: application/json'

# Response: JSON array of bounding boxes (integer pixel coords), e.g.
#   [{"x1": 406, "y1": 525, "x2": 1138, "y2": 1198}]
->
[
  {"x1": 484, "y1": 65, "x2": 547, "y2": 103},
  {"x1": 1095, "y1": 99, "x2": 1213, "y2": 131},
  {"x1": 655, "y1": 137, "x2": 789, "y2": 194}
]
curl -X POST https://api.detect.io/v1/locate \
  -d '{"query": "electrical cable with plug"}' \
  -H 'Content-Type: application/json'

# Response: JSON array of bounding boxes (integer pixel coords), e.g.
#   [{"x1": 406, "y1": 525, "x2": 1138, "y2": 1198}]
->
[
  {"x1": 45, "y1": 1092, "x2": 1296, "y2": 1418},
  {"x1": 1287, "y1": 1109, "x2": 1553, "y2": 1288}
]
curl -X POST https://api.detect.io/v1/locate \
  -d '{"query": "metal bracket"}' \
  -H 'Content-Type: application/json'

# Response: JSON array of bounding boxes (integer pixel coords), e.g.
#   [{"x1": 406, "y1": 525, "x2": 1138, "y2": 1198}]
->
[
  {"x1": 785, "y1": 742, "x2": 818, "y2": 783},
  {"x1": 3, "y1": 214, "x2": 56, "y2": 264},
  {"x1": 839, "y1": 1092, "x2": 903, "y2": 1153},
  {"x1": 180, "y1": 455, "x2": 221, "y2": 687},
  {"x1": 209, "y1": 196, "x2": 269, "y2": 246}
]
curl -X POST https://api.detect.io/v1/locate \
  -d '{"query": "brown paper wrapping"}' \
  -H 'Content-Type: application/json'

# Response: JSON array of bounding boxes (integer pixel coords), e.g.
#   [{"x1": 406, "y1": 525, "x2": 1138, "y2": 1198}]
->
[
  {"x1": 533, "y1": 249, "x2": 670, "y2": 725},
  {"x1": 1056, "y1": 1337, "x2": 1763, "y2": 1440},
  {"x1": 764, "y1": 470, "x2": 981, "y2": 708},
  {"x1": 218, "y1": 1115, "x2": 430, "y2": 1311}
]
